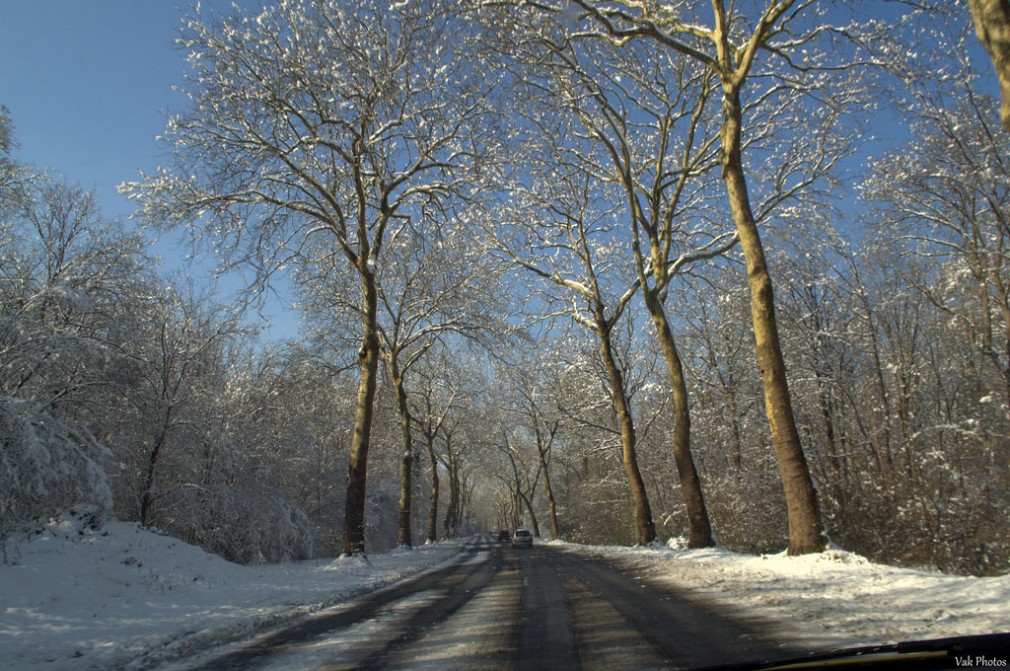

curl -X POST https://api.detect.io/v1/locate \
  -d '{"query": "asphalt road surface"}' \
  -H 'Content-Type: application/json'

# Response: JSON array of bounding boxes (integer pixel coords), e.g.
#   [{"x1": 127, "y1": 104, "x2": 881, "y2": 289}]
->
[{"x1": 187, "y1": 536, "x2": 795, "y2": 670}]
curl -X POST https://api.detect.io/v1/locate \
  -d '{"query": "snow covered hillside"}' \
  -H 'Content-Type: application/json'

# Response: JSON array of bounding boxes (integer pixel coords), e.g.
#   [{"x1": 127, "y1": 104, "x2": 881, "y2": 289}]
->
[{"x1": 1, "y1": 511, "x2": 1008, "y2": 670}]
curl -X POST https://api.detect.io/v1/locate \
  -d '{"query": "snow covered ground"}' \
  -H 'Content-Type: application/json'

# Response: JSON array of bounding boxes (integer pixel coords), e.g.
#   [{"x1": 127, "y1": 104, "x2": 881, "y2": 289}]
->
[
  {"x1": 567, "y1": 540, "x2": 1010, "y2": 652},
  {"x1": 1, "y1": 510, "x2": 1008, "y2": 670},
  {"x1": 0, "y1": 510, "x2": 466, "y2": 671}
]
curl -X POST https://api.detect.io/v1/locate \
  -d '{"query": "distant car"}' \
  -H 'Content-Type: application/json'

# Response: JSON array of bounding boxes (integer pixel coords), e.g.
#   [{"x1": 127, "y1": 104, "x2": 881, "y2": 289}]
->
[
  {"x1": 497, "y1": 530, "x2": 510, "y2": 542},
  {"x1": 511, "y1": 529, "x2": 533, "y2": 548}
]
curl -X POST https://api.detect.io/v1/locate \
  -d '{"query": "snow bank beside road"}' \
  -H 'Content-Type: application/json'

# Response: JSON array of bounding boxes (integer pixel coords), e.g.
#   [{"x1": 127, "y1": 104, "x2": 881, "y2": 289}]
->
[
  {"x1": 0, "y1": 511, "x2": 465, "y2": 671},
  {"x1": 563, "y1": 540, "x2": 1010, "y2": 651}
]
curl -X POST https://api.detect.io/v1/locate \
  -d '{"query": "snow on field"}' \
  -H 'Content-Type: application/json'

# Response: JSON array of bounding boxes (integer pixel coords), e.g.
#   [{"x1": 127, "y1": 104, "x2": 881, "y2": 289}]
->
[{"x1": 2, "y1": 510, "x2": 1009, "y2": 670}]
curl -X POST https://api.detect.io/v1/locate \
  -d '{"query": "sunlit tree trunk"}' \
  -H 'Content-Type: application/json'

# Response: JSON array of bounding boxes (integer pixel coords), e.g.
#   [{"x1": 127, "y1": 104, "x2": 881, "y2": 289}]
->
[
  {"x1": 562, "y1": 0, "x2": 828, "y2": 556},
  {"x1": 642, "y1": 290, "x2": 714, "y2": 548},
  {"x1": 969, "y1": 0, "x2": 1010, "y2": 129},
  {"x1": 537, "y1": 438, "x2": 560, "y2": 539},
  {"x1": 342, "y1": 265, "x2": 380, "y2": 556},
  {"x1": 599, "y1": 318, "x2": 656, "y2": 546},
  {"x1": 720, "y1": 86, "x2": 824, "y2": 555},
  {"x1": 389, "y1": 357, "x2": 413, "y2": 548}
]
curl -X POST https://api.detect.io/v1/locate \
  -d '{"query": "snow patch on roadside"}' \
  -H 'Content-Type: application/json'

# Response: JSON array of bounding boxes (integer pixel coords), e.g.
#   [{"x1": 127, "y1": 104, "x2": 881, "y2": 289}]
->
[{"x1": 556, "y1": 540, "x2": 1010, "y2": 651}]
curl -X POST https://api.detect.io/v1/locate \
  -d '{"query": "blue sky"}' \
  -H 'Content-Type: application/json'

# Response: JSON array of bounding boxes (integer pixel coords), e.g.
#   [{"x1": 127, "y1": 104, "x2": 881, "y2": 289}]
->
[
  {"x1": 0, "y1": 1, "x2": 199, "y2": 220},
  {"x1": 0, "y1": 0, "x2": 296, "y2": 336},
  {"x1": 2, "y1": 2, "x2": 989, "y2": 223}
]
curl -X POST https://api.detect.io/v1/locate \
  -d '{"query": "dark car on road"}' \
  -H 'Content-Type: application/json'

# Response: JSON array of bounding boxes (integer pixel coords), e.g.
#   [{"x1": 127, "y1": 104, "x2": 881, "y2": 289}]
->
[
  {"x1": 497, "y1": 530, "x2": 510, "y2": 542},
  {"x1": 511, "y1": 529, "x2": 533, "y2": 548}
]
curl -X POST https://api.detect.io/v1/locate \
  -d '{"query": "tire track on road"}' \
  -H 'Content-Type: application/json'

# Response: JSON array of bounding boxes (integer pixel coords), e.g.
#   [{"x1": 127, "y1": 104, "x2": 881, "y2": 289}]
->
[{"x1": 191, "y1": 539, "x2": 498, "y2": 670}]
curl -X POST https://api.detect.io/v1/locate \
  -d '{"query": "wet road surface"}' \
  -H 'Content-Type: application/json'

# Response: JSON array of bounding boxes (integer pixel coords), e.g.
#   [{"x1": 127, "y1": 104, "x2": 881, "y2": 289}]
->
[{"x1": 183, "y1": 536, "x2": 795, "y2": 670}]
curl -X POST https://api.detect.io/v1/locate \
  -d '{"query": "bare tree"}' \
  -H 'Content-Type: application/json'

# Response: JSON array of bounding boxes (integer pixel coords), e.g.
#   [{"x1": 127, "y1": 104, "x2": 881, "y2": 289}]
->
[
  {"x1": 491, "y1": 358, "x2": 562, "y2": 539},
  {"x1": 510, "y1": 15, "x2": 727, "y2": 547},
  {"x1": 381, "y1": 217, "x2": 504, "y2": 547},
  {"x1": 410, "y1": 347, "x2": 464, "y2": 543},
  {"x1": 555, "y1": 0, "x2": 875, "y2": 553},
  {"x1": 864, "y1": 35, "x2": 1010, "y2": 415},
  {"x1": 125, "y1": 290, "x2": 243, "y2": 528},
  {"x1": 298, "y1": 202, "x2": 500, "y2": 548},
  {"x1": 514, "y1": 371, "x2": 563, "y2": 540},
  {"x1": 222, "y1": 345, "x2": 353, "y2": 556},
  {"x1": 123, "y1": 0, "x2": 491, "y2": 554},
  {"x1": 493, "y1": 136, "x2": 657, "y2": 544}
]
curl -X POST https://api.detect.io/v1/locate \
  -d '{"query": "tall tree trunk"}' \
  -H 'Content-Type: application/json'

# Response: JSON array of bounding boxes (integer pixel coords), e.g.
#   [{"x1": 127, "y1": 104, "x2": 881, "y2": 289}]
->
[
  {"x1": 390, "y1": 358, "x2": 413, "y2": 548},
  {"x1": 1003, "y1": 321, "x2": 1010, "y2": 418},
  {"x1": 508, "y1": 488, "x2": 521, "y2": 532},
  {"x1": 425, "y1": 432, "x2": 440, "y2": 543},
  {"x1": 519, "y1": 489, "x2": 541, "y2": 537},
  {"x1": 442, "y1": 444, "x2": 459, "y2": 539},
  {"x1": 991, "y1": 277, "x2": 1010, "y2": 416},
  {"x1": 599, "y1": 323, "x2": 656, "y2": 545},
  {"x1": 969, "y1": 0, "x2": 1010, "y2": 130},
  {"x1": 140, "y1": 424, "x2": 168, "y2": 527},
  {"x1": 857, "y1": 284, "x2": 893, "y2": 472},
  {"x1": 342, "y1": 267, "x2": 380, "y2": 556},
  {"x1": 538, "y1": 447, "x2": 560, "y2": 539},
  {"x1": 720, "y1": 86, "x2": 824, "y2": 555},
  {"x1": 451, "y1": 462, "x2": 462, "y2": 533},
  {"x1": 643, "y1": 291, "x2": 715, "y2": 548}
]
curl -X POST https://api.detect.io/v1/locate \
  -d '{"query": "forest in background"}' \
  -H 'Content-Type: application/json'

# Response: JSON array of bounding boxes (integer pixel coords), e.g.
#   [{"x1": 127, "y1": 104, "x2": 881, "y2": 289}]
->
[{"x1": 3, "y1": 0, "x2": 1009, "y2": 576}]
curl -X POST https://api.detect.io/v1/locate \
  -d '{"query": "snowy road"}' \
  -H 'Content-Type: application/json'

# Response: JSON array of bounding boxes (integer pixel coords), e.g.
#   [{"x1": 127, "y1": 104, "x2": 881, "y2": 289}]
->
[
  {"x1": 6, "y1": 519, "x2": 1009, "y2": 670},
  {"x1": 179, "y1": 536, "x2": 795, "y2": 670}
]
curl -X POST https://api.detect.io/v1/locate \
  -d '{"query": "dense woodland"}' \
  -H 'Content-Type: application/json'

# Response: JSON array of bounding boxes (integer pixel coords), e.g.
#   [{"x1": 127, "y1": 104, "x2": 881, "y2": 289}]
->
[{"x1": 3, "y1": 0, "x2": 1010, "y2": 576}]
